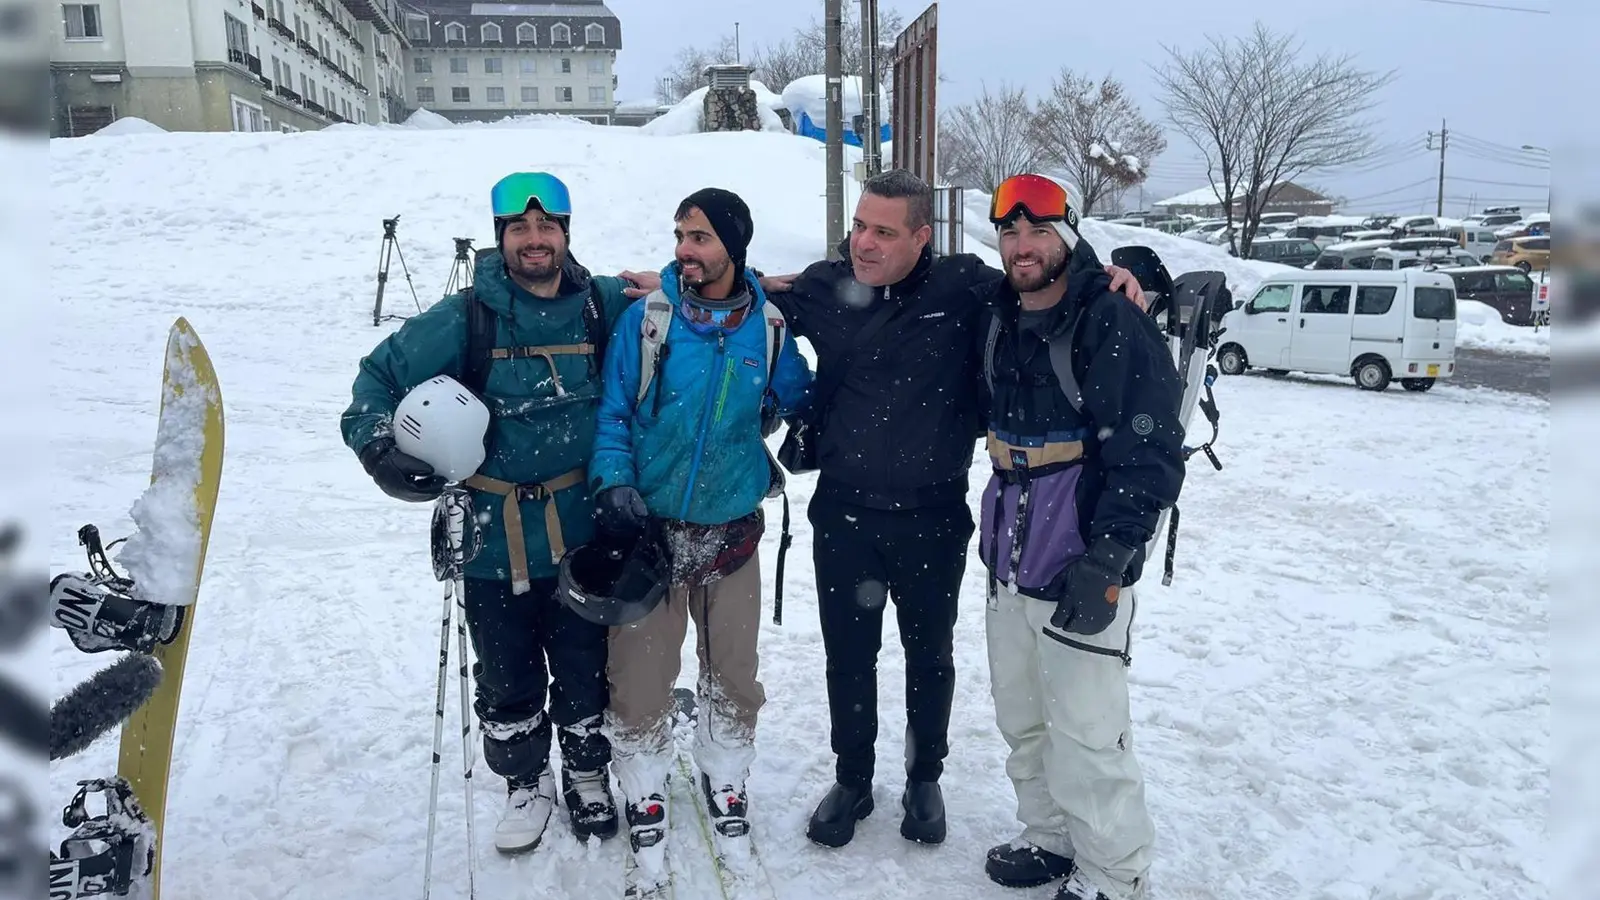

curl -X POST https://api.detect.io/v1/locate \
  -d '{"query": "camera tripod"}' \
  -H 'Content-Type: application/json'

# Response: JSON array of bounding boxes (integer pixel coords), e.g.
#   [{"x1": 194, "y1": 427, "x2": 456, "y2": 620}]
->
[
  {"x1": 372, "y1": 215, "x2": 422, "y2": 326},
  {"x1": 443, "y1": 237, "x2": 476, "y2": 297}
]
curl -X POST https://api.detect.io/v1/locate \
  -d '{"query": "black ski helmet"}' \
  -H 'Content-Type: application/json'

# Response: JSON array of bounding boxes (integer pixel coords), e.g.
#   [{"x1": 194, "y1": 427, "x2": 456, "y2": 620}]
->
[{"x1": 557, "y1": 527, "x2": 669, "y2": 626}]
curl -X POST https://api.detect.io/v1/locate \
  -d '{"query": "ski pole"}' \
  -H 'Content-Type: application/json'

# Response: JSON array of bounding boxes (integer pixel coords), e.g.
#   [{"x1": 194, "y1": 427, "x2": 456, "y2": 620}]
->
[
  {"x1": 421, "y1": 576, "x2": 451, "y2": 900},
  {"x1": 448, "y1": 491, "x2": 479, "y2": 899}
]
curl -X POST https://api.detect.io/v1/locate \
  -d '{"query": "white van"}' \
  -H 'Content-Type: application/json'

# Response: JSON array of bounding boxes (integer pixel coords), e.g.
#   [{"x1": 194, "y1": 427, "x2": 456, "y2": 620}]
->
[{"x1": 1216, "y1": 269, "x2": 1458, "y2": 392}]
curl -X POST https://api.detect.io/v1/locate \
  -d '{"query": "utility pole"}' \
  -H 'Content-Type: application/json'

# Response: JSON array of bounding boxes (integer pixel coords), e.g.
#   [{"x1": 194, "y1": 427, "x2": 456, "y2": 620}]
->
[
  {"x1": 825, "y1": 0, "x2": 844, "y2": 259},
  {"x1": 1427, "y1": 118, "x2": 1448, "y2": 217},
  {"x1": 858, "y1": 0, "x2": 882, "y2": 179},
  {"x1": 734, "y1": 22, "x2": 740, "y2": 63}
]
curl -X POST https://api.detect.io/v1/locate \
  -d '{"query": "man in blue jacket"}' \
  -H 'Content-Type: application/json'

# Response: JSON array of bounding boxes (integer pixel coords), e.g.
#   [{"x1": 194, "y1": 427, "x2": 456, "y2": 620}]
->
[{"x1": 588, "y1": 188, "x2": 813, "y2": 880}]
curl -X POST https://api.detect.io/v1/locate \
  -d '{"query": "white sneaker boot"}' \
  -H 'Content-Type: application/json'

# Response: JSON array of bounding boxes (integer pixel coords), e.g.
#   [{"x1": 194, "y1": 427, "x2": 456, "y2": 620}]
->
[{"x1": 494, "y1": 768, "x2": 556, "y2": 854}]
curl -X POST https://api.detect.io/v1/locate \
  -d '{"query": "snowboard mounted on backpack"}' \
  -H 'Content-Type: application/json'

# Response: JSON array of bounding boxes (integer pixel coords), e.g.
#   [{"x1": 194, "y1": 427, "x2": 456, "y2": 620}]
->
[{"x1": 1110, "y1": 246, "x2": 1229, "y2": 585}]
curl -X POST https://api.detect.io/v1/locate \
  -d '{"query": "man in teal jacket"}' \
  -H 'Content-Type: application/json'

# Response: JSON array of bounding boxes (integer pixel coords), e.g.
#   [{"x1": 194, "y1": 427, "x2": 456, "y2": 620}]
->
[
  {"x1": 588, "y1": 188, "x2": 813, "y2": 878},
  {"x1": 341, "y1": 172, "x2": 631, "y2": 854}
]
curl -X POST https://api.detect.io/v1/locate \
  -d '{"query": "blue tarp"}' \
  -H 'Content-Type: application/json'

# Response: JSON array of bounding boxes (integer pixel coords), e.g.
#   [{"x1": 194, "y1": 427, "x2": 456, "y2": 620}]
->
[{"x1": 794, "y1": 110, "x2": 892, "y2": 148}]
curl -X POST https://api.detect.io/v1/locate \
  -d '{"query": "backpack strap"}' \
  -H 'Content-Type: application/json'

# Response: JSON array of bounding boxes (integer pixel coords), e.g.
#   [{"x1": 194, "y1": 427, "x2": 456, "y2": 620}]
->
[
  {"x1": 462, "y1": 286, "x2": 495, "y2": 396},
  {"x1": 1046, "y1": 310, "x2": 1087, "y2": 416},
  {"x1": 635, "y1": 291, "x2": 675, "y2": 407},
  {"x1": 982, "y1": 313, "x2": 1001, "y2": 397},
  {"x1": 762, "y1": 301, "x2": 786, "y2": 393}
]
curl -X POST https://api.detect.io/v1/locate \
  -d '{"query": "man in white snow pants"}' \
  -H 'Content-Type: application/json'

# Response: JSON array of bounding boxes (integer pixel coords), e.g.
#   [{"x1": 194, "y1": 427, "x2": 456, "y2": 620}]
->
[{"x1": 975, "y1": 174, "x2": 1185, "y2": 900}]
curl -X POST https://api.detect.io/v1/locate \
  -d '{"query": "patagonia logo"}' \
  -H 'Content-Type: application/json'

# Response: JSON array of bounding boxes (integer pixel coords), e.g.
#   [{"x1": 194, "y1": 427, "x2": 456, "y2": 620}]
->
[
  {"x1": 1132, "y1": 414, "x2": 1155, "y2": 436},
  {"x1": 742, "y1": 357, "x2": 760, "y2": 368}
]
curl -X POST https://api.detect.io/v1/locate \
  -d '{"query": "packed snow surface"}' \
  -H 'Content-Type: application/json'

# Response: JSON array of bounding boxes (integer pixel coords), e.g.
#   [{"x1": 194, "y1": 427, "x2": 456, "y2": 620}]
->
[{"x1": 47, "y1": 120, "x2": 1546, "y2": 899}]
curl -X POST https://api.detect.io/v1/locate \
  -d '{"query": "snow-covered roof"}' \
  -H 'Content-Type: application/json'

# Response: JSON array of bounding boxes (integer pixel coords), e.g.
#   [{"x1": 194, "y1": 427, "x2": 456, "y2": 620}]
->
[{"x1": 1153, "y1": 184, "x2": 1244, "y2": 207}]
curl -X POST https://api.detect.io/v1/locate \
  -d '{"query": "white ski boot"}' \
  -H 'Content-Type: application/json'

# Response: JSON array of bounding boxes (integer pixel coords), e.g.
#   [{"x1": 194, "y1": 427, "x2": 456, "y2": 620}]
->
[{"x1": 494, "y1": 768, "x2": 556, "y2": 854}]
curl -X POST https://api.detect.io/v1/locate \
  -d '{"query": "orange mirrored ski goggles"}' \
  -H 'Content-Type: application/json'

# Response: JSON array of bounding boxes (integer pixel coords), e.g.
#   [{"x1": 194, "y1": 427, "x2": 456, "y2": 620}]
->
[{"x1": 990, "y1": 174, "x2": 1072, "y2": 226}]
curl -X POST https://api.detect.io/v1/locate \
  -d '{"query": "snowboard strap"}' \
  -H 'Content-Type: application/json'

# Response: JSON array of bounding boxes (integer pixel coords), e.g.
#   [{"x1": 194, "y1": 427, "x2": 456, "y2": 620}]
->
[{"x1": 463, "y1": 468, "x2": 586, "y2": 595}]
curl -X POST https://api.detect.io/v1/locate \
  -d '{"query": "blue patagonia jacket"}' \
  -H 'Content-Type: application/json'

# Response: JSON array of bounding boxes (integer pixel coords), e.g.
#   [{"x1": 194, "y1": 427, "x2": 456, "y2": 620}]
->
[{"x1": 591, "y1": 263, "x2": 814, "y2": 525}]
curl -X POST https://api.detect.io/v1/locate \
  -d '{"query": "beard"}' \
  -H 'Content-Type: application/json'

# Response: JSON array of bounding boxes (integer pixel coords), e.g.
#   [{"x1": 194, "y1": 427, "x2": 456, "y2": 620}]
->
[
  {"x1": 1005, "y1": 247, "x2": 1069, "y2": 294},
  {"x1": 506, "y1": 243, "x2": 564, "y2": 284},
  {"x1": 678, "y1": 254, "x2": 729, "y2": 288}
]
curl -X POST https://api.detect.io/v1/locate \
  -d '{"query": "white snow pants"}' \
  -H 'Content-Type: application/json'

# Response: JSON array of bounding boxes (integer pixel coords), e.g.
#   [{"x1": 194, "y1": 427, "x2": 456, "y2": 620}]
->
[{"x1": 986, "y1": 583, "x2": 1154, "y2": 900}]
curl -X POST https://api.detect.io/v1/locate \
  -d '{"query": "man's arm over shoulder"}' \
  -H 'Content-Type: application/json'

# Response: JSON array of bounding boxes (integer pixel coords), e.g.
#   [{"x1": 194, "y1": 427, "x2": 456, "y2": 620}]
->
[
  {"x1": 771, "y1": 257, "x2": 853, "y2": 336},
  {"x1": 340, "y1": 295, "x2": 469, "y2": 456},
  {"x1": 1076, "y1": 292, "x2": 1186, "y2": 548},
  {"x1": 589, "y1": 299, "x2": 646, "y2": 493}
]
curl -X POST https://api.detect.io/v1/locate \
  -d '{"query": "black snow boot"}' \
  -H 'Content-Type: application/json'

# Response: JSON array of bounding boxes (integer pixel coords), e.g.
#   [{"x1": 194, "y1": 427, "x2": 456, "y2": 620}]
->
[
  {"x1": 562, "y1": 766, "x2": 618, "y2": 840},
  {"x1": 899, "y1": 780, "x2": 946, "y2": 844},
  {"x1": 986, "y1": 840, "x2": 1075, "y2": 888},
  {"x1": 806, "y1": 782, "x2": 874, "y2": 848}
]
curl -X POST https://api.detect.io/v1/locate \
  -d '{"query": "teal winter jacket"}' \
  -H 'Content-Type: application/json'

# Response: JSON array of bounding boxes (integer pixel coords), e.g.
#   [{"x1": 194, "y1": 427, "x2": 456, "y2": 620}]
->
[
  {"x1": 589, "y1": 263, "x2": 813, "y2": 525},
  {"x1": 341, "y1": 249, "x2": 631, "y2": 581}
]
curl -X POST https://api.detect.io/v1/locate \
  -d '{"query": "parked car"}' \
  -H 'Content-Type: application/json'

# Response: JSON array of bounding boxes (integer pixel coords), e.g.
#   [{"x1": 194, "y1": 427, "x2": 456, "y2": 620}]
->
[
  {"x1": 1370, "y1": 246, "x2": 1480, "y2": 270},
  {"x1": 1495, "y1": 212, "x2": 1551, "y2": 239},
  {"x1": 1180, "y1": 219, "x2": 1229, "y2": 241},
  {"x1": 1247, "y1": 237, "x2": 1323, "y2": 268},
  {"x1": 1389, "y1": 215, "x2": 1448, "y2": 238},
  {"x1": 1490, "y1": 235, "x2": 1550, "y2": 272},
  {"x1": 1445, "y1": 265, "x2": 1541, "y2": 325},
  {"x1": 1446, "y1": 224, "x2": 1504, "y2": 262},
  {"x1": 1216, "y1": 269, "x2": 1457, "y2": 392},
  {"x1": 1312, "y1": 239, "x2": 1393, "y2": 269}
]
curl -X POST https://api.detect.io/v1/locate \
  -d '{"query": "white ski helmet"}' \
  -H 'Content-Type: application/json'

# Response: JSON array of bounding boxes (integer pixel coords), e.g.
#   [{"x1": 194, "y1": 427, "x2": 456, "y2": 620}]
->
[{"x1": 393, "y1": 375, "x2": 490, "y2": 482}]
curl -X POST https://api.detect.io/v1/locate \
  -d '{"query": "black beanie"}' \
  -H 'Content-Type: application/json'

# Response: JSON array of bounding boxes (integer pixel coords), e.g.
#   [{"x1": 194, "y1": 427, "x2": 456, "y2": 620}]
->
[{"x1": 676, "y1": 188, "x2": 753, "y2": 271}]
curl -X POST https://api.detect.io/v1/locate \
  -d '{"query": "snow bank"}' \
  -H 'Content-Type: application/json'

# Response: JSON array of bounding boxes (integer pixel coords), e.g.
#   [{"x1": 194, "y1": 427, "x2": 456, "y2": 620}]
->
[
  {"x1": 780, "y1": 74, "x2": 884, "y2": 121},
  {"x1": 1457, "y1": 299, "x2": 1552, "y2": 355},
  {"x1": 401, "y1": 107, "x2": 454, "y2": 130},
  {"x1": 92, "y1": 116, "x2": 167, "y2": 136},
  {"x1": 640, "y1": 85, "x2": 788, "y2": 137}
]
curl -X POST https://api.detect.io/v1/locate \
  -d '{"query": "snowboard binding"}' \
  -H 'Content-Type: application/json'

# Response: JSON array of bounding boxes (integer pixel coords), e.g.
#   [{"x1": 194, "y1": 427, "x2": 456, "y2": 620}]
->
[
  {"x1": 48, "y1": 777, "x2": 155, "y2": 899},
  {"x1": 50, "y1": 525, "x2": 184, "y2": 655}
]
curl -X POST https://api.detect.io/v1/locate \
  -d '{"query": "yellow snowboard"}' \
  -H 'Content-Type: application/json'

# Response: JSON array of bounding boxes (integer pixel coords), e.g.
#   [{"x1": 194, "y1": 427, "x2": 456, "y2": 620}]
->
[{"x1": 115, "y1": 317, "x2": 225, "y2": 900}]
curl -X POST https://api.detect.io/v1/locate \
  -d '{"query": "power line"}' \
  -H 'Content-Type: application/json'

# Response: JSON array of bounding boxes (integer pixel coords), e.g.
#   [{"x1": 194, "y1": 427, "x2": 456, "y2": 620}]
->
[
  {"x1": 1338, "y1": 177, "x2": 1439, "y2": 204},
  {"x1": 1449, "y1": 175, "x2": 1549, "y2": 188},
  {"x1": 1408, "y1": 0, "x2": 1549, "y2": 12}
]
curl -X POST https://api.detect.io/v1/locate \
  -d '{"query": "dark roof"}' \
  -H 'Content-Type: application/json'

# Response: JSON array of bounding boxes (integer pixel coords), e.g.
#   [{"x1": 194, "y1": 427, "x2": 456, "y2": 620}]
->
[
  {"x1": 402, "y1": 1, "x2": 620, "y2": 49},
  {"x1": 1267, "y1": 182, "x2": 1332, "y2": 203}
]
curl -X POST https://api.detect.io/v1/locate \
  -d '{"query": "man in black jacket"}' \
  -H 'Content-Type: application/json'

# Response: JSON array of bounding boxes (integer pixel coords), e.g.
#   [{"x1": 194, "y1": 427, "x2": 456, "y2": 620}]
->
[
  {"x1": 762, "y1": 170, "x2": 1145, "y2": 850},
  {"x1": 975, "y1": 173, "x2": 1183, "y2": 900}
]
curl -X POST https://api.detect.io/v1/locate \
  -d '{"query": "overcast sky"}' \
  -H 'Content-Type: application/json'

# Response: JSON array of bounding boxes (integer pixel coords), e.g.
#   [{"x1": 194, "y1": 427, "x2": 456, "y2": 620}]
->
[{"x1": 605, "y1": 0, "x2": 1555, "y2": 215}]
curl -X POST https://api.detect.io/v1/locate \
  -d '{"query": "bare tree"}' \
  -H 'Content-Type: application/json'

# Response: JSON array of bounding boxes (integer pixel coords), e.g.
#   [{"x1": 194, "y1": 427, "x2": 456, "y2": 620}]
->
[
  {"x1": 747, "y1": 6, "x2": 903, "y2": 94},
  {"x1": 1154, "y1": 22, "x2": 1393, "y2": 256},
  {"x1": 1032, "y1": 71, "x2": 1166, "y2": 216},
  {"x1": 655, "y1": 35, "x2": 739, "y2": 105},
  {"x1": 938, "y1": 83, "x2": 1043, "y2": 194}
]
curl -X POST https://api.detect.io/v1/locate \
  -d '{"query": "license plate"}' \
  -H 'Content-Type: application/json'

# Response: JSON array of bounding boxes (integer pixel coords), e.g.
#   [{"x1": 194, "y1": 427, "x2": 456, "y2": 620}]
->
[{"x1": 1427, "y1": 364, "x2": 1440, "y2": 376}]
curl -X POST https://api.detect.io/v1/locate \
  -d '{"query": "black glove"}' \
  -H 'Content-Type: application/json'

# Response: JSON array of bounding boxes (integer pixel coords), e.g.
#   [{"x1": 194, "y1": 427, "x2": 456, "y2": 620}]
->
[
  {"x1": 594, "y1": 486, "x2": 649, "y2": 539},
  {"x1": 1048, "y1": 537, "x2": 1137, "y2": 636},
  {"x1": 359, "y1": 437, "x2": 447, "y2": 503}
]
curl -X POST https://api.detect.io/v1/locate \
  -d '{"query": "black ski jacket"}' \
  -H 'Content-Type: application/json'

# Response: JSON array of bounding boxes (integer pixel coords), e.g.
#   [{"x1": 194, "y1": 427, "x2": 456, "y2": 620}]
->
[
  {"x1": 767, "y1": 241, "x2": 1003, "y2": 510},
  {"x1": 980, "y1": 240, "x2": 1186, "y2": 578}
]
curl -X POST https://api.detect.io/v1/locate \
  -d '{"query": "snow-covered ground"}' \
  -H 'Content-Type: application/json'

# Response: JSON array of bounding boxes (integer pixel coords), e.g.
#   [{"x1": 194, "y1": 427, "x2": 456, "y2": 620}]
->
[{"x1": 47, "y1": 121, "x2": 1547, "y2": 900}]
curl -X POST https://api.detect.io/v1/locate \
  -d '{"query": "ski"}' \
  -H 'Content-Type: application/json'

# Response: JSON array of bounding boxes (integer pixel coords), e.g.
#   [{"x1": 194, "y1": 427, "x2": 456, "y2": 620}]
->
[{"x1": 669, "y1": 689, "x2": 779, "y2": 900}]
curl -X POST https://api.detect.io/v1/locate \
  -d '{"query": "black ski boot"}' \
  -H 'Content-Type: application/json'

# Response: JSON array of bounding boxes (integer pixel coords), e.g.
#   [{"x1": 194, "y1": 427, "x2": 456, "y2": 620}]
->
[
  {"x1": 806, "y1": 782, "x2": 873, "y2": 848},
  {"x1": 700, "y1": 773, "x2": 750, "y2": 838},
  {"x1": 899, "y1": 780, "x2": 946, "y2": 844},
  {"x1": 562, "y1": 766, "x2": 618, "y2": 840},
  {"x1": 985, "y1": 840, "x2": 1074, "y2": 888},
  {"x1": 625, "y1": 793, "x2": 668, "y2": 854}
]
